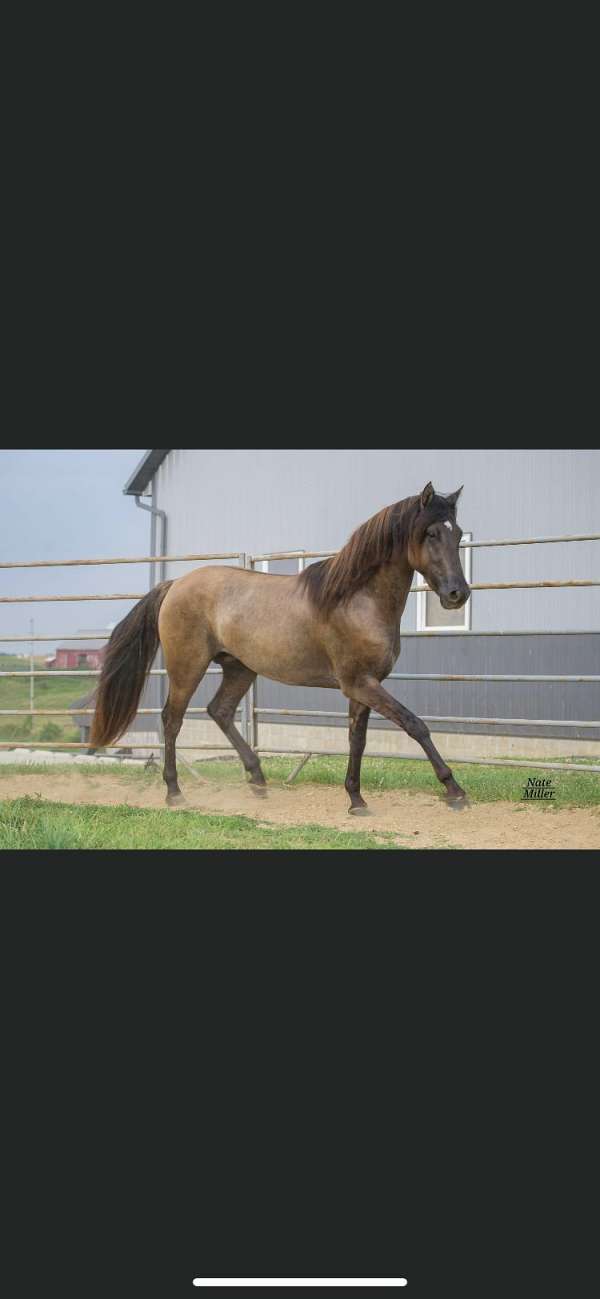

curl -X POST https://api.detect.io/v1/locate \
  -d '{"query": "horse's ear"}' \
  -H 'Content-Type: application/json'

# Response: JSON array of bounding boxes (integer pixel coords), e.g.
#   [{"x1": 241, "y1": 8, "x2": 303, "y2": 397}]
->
[
  {"x1": 420, "y1": 482, "x2": 435, "y2": 509},
  {"x1": 445, "y1": 486, "x2": 463, "y2": 510}
]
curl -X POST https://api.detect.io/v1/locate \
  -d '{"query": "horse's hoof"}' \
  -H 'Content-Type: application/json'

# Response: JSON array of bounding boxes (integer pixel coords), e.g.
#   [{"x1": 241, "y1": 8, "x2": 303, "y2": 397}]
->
[
  {"x1": 166, "y1": 792, "x2": 186, "y2": 808},
  {"x1": 348, "y1": 805, "x2": 371, "y2": 817},
  {"x1": 249, "y1": 783, "x2": 267, "y2": 797},
  {"x1": 447, "y1": 796, "x2": 469, "y2": 812}
]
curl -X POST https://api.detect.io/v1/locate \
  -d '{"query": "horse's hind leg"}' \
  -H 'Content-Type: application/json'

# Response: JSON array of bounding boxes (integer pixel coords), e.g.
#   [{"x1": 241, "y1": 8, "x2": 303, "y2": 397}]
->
[
  {"x1": 162, "y1": 658, "x2": 211, "y2": 806},
  {"x1": 345, "y1": 702, "x2": 371, "y2": 815},
  {"x1": 208, "y1": 656, "x2": 267, "y2": 792}
]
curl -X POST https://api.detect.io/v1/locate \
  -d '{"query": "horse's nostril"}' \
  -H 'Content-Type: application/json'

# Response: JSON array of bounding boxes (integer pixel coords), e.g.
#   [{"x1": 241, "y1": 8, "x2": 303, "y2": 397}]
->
[{"x1": 448, "y1": 590, "x2": 461, "y2": 604}]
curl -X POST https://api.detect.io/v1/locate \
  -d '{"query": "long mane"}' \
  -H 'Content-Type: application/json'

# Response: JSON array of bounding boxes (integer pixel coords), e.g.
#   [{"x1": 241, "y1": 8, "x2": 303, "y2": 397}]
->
[{"x1": 299, "y1": 495, "x2": 421, "y2": 611}]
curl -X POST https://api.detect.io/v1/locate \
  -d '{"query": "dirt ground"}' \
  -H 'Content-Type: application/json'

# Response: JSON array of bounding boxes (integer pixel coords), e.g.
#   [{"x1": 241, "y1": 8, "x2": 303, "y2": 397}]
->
[{"x1": 2, "y1": 771, "x2": 599, "y2": 849}]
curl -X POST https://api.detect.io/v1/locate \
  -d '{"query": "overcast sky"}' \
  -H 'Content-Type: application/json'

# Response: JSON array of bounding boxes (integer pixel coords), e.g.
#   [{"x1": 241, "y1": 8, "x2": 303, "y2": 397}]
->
[{"x1": 1, "y1": 450, "x2": 151, "y2": 653}]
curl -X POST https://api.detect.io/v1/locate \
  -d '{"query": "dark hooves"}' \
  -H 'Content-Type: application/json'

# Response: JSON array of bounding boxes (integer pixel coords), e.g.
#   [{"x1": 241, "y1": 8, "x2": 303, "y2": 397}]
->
[
  {"x1": 249, "y1": 783, "x2": 268, "y2": 797},
  {"x1": 348, "y1": 805, "x2": 372, "y2": 817},
  {"x1": 447, "y1": 795, "x2": 470, "y2": 812},
  {"x1": 166, "y1": 792, "x2": 187, "y2": 808}
]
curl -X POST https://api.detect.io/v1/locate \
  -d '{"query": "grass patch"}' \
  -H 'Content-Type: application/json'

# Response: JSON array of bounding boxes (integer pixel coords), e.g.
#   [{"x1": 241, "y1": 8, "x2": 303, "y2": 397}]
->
[
  {"x1": 1, "y1": 754, "x2": 598, "y2": 810},
  {"x1": 0, "y1": 657, "x2": 89, "y2": 745},
  {"x1": 189, "y1": 756, "x2": 600, "y2": 809},
  {"x1": 0, "y1": 796, "x2": 402, "y2": 851},
  {"x1": 0, "y1": 761, "x2": 165, "y2": 782}
]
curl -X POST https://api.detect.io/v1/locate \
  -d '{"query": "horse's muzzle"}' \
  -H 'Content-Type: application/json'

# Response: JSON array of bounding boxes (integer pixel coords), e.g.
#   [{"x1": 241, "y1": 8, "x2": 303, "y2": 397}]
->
[{"x1": 439, "y1": 585, "x2": 471, "y2": 610}]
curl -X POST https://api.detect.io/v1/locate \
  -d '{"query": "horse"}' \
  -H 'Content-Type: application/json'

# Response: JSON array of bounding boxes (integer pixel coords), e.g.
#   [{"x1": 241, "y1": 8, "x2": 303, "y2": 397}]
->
[{"x1": 90, "y1": 482, "x2": 471, "y2": 814}]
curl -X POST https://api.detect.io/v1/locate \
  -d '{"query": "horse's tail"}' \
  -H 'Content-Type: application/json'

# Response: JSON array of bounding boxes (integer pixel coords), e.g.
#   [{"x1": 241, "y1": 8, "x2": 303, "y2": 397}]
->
[{"x1": 90, "y1": 581, "x2": 173, "y2": 747}]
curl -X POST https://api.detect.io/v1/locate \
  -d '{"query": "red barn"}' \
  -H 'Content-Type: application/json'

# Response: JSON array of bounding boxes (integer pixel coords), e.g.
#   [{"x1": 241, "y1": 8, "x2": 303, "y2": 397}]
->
[{"x1": 48, "y1": 640, "x2": 107, "y2": 670}]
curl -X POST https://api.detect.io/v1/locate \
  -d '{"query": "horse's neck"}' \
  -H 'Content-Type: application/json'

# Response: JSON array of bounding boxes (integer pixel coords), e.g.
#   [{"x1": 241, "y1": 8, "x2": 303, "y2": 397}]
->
[{"x1": 368, "y1": 556, "x2": 415, "y2": 624}]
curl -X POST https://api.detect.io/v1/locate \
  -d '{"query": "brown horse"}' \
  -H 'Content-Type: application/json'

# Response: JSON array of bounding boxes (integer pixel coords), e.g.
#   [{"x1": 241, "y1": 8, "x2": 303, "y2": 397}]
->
[{"x1": 91, "y1": 482, "x2": 471, "y2": 813}]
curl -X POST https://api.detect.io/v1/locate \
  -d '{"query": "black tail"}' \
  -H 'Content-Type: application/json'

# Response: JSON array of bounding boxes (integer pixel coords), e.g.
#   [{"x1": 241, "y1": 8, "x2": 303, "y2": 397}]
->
[{"x1": 90, "y1": 581, "x2": 173, "y2": 747}]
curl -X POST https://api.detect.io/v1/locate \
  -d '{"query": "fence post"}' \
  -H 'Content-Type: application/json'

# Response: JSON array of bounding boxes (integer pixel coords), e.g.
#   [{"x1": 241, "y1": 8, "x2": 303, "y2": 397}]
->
[
  {"x1": 29, "y1": 617, "x2": 35, "y2": 720},
  {"x1": 242, "y1": 554, "x2": 258, "y2": 750}
]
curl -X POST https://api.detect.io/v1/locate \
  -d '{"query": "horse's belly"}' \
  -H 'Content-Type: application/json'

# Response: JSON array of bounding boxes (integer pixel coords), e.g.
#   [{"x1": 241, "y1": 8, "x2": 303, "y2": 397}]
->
[
  {"x1": 220, "y1": 622, "x2": 336, "y2": 689},
  {"x1": 254, "y1": 663, "x2": 339, "y2": 689},
  {"x1": 228, "y1": 644, "x2": 337, "y2": 689}
]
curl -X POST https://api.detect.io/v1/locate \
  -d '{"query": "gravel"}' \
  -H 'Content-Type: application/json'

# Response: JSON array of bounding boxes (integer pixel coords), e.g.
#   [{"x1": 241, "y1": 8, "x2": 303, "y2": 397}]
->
[{"x1": 0, "y1": 749, "x2": 142, "y2": 767}]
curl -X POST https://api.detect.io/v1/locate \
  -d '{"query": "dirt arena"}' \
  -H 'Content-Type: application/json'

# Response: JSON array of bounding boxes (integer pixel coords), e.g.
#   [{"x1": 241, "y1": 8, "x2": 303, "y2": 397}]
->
[{"x1": 2, "y1": 771, "x2": 599, "y2": 849}]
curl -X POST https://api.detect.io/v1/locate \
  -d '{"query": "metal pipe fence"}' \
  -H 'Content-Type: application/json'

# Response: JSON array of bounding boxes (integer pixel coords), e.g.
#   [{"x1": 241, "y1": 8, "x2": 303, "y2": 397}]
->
[
  {"x1": 0, "y1": 709, "x2": 237, "y2": 717},
  {"x1": 3, "y1": 535, "x2": 599, "y2": 569},
  {"x1": 0, "y1": 743, "x2": 233, "y2": 752},
  {"x1": 0, "y1": 552, "x2": 243, "y2": 569},
  {"x1": 1, "y1": 628, "x2": 600, "y2": 641},
  {"x1": 254, "y1": 709, "x2": 600, "y2": 728},
  {"x1": 2, "y1": 579, "x2": 599, "y2": 604},
  {"x1": 252, "y1": 749, "x2": 600, "y2": 776},
  {"x1": 250, "y1": 533, "x2": 600, "y2": 561},
  {"x1": 0, "y1": 668, "x2": 221, "y2": 677},
  {"x1": 0, "y1": 532, "x2": 598, "y2": 769}
]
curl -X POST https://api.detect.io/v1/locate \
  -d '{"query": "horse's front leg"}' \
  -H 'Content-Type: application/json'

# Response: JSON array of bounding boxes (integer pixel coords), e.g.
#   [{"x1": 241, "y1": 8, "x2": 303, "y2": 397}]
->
[
  {"x1": 340, "y1": 675, "x2": 467, "y2": 806},
  {"x1": 345, "y1": 702, "x2": 371, "y2": 815}
]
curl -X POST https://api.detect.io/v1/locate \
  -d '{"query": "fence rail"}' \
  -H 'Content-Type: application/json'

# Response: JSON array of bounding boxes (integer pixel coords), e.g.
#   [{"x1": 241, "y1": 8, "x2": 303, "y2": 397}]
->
[
  {"x1": 1, "y1": 533, "x2": 598, "y2": 568},
  {"x1": 0, "y1": 552, "x2": 243, "y2": 569},
  {"x1": 250, "y1": 533, "x2": 600, "y2": 561},
  {"x1": 0, "y1": 742, "x2": 232, "y2": 752},
  {"x1": 252, "y1": 749, "x2": 600, "y2": 776},
  {"x1": 2, "y1": 628, "x2": 599, "y2": 643},
  {"x1": 0, "y1": 708, "x2": 241, "y2": 717},
  {"x1": 1, "y1": 531, "x2": 598, "y2": 771},
  {"x1": 254, "y1": 709, "x2": 600, "y2": 728},
  {"x1": 2, "y1": 579, "x2": 600, "y2": 604},
  {"x1": 0, "y1": 668, "x2": 220, "y2": 678}
]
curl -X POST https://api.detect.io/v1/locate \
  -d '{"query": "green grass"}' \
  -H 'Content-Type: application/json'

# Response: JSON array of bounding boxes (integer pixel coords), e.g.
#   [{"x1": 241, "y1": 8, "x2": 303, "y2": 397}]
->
[
  {"x1": 0, "y1": 761, "x2": 166, "y2": 781},
  {"x1": 0, "y1": 654, "x2": 39, "y2": 669},
  {"x1": 0, "y1": 796, "x2": 401, "y2": 851},
  {"x1": 0, "y1": 657, "x2": 90, "y2": 744},
  {"x1": 1, "y1": 753, "x2": 598, "y2": 811},
  {"x1": 1, "y1": 754, "x2": 599, "y2": 810},
  {"x1": 191, "y1": 755, "x2": 600, "y2": 809}
]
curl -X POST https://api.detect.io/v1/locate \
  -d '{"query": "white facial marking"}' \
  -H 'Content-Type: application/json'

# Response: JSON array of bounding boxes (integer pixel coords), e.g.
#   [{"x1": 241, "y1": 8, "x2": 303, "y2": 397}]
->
[{"x1": 443, "y1": 520, "x2": 453, "y2": 531}]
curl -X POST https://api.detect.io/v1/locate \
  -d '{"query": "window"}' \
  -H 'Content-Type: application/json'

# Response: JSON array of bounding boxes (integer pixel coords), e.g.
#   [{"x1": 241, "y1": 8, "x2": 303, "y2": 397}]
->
[
  {"x1": 415, "y1": 533, "x2": 473, "y2": 632},
  {"x1": 255, "y1": 558, "x2": 307, "y2": 574}
]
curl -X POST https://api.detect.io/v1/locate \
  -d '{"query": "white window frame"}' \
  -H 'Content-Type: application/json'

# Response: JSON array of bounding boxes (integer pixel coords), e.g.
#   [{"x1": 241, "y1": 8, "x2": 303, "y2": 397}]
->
[
  {"x1": 256, "y1": 557, "x2": 307, "y2": 573},
  {"x1": 415, "y1": 533, "x2": 473, "y2": 633}
]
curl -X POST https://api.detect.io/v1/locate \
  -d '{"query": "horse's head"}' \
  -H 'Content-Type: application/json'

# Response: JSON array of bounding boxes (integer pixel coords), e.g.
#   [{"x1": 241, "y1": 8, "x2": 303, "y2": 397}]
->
[{"x1": 408, "y1": 483, "x2": 471, "y2": 610}]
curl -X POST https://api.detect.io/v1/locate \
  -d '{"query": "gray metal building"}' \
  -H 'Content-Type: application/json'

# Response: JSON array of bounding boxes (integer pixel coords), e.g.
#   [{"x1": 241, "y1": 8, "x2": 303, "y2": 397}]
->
[{"x1": 123, "y1": 449, "x2": 599, "y2": 758}]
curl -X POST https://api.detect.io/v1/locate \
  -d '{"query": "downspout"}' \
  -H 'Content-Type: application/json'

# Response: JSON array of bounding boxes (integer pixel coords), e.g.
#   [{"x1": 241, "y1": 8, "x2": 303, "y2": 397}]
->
[
  {"x1": 134, "y1": 488, "x2": 168, "y2": 743},
  {"x1": 134, "y1": 494, "x2": 167, "y2": 588}
]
